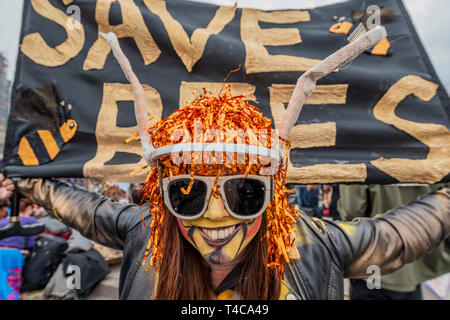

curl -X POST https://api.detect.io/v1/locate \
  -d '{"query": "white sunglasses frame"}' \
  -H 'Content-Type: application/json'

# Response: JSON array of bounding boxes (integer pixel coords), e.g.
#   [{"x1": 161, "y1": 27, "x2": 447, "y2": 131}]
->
[{"x1": 160, "y1": 174, "x2": 273, "y2": 221}]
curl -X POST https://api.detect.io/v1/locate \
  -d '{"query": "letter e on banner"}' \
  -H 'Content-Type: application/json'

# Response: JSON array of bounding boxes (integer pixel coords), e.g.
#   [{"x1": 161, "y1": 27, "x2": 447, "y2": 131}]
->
[
  {"x1": 269, "y1": 83, "x2": 367, "y2": 183},
  {"x1": 241, "y1": 9, "x2": 320, "y2": 74}
]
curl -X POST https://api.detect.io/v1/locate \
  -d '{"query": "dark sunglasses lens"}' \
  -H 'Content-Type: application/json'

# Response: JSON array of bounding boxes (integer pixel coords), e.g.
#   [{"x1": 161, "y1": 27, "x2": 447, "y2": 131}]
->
[
  {"x1": 224, "y1": 178, "x2": 266, "y2": 216},
  {"x1": 168, "y1": 179, "x2": 207, "y2": 217}
]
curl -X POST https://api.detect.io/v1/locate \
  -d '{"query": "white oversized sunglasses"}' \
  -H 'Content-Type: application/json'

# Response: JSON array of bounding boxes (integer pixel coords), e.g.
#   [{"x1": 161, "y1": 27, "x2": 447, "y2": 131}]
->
[{"x1": 160, "y1": 175, "x2": 273, "y2": 220}]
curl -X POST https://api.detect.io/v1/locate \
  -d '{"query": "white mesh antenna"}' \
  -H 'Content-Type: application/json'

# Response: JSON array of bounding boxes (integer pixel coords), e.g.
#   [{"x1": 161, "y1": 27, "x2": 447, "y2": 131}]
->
[
  {"x1": 347, "y1": 23, "x2": 366, "y2": 43},
  {"x1": 102, "y1": 32, "x2": 284, "y2": 171},
  {"x1": 100, "y1": 32, "x2": 155, "y2": 166},
  {"x1": 279, "y1": 26, "x2": 387, "y2": 140}
]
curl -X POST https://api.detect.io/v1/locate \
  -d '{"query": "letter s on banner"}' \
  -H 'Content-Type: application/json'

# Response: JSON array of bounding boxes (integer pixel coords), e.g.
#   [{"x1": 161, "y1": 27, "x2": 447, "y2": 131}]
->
[{"x1": 20, "y1": 0, "x2": 85, "y2": 67}]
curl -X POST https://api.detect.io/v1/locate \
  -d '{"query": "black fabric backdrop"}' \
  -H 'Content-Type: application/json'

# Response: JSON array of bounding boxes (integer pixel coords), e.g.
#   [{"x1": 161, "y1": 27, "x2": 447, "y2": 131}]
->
[{"x1": 3, "y1": 0, "x2": 450, "y2": 184}]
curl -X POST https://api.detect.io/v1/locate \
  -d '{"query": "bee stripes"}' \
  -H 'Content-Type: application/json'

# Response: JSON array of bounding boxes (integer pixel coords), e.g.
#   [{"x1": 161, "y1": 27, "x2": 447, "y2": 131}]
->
[
  {"x1": 18, "y1": 119, "x2": 78, "y2": 166},
  {"x1": 17, "y1": 138, "x2": 39, "y2": 166}
]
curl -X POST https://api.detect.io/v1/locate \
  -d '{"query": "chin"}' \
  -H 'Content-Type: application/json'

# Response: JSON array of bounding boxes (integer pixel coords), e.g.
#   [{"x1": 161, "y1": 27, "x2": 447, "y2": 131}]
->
[{"x1": 177, "y1": 215, "x2": 263, "y2": 265}]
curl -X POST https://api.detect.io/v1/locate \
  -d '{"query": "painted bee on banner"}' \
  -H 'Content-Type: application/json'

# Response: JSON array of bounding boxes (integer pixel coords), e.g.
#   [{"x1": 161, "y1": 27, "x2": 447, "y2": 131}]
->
[
  {"x1": 328, "y1": 6, "x2": 394, "y2": 56},
  {"x1": 13, "y1": 84, "x2": 78, "y2": 166}
]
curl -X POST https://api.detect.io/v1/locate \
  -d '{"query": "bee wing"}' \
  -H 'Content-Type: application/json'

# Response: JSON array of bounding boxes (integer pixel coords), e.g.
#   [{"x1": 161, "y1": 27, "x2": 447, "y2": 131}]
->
[{"x1": 11, "y1": 84, "x2": 61, "y2": 132}]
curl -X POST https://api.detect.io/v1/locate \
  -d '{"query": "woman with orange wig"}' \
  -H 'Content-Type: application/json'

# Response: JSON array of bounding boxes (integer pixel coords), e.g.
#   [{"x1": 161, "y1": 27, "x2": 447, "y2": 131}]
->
[{"x1": 6, "y1": 26, "x2": 450, "y2": 299}]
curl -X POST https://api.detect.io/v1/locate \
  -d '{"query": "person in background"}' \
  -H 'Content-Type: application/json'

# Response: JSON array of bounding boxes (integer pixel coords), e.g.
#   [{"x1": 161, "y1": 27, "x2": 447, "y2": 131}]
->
[
  {"x1": 0, "y1": 174, "x2": 28, "y2": 300},
  {"x1": 0, "y1": 199, "x2": 10, "y2": 221},
  {"x1": 18, "y1": 198, "x2": 46, "y2": 218},
  {"x1": 320, "y1": 185, "x2": 341, "y2": 221},
  {"x1": 100, "y1": 182, "x2": 126, "y2": 202},
  {"x1": 0, "y1": 198, "x2": 39, "y2": 251},
  {"x1": 295, "y1": 185, "x2": 321, "y2": 218},
  {"x1": 128, "y1": 184, "x2": 144, "y2": 205},
  {"x1": 338, "y1": 184, "x2": 450, "y2": 300}
]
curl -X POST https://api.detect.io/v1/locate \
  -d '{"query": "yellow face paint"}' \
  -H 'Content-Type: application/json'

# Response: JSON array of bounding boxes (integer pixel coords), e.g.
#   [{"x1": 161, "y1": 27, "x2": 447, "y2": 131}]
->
[{"x1": 176, "y1": 193, "x2": 262, "y2": 265}]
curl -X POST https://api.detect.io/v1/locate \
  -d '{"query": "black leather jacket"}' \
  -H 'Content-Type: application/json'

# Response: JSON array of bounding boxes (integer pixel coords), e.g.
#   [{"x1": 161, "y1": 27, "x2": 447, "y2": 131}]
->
[{"x1": 17, "y1": 179, "x2": 450, "y2": 300}]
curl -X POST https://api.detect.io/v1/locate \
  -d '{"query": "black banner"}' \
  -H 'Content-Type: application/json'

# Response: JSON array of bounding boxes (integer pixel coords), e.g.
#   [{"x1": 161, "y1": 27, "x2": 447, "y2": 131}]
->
[{"x1": 4, "y1": 0, "x2": 450, "y2": 184}]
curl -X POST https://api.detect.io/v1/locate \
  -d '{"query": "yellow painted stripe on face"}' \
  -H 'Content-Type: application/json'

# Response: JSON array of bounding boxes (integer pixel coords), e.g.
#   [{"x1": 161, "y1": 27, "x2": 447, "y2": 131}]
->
[
  {"x1": 18, "y1": 138, "x2": 39, "y2": 166},
  {"x1": 183, "y1": 216, "x2": 245, "y2": 229},
  {"x1": 37, "y1": 130, "x2": 60, "y2": 160}
]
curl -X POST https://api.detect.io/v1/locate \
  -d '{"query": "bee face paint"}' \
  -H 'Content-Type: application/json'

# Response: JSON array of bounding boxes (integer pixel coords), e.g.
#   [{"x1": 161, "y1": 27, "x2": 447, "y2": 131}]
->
[{"x1": 176, "y1": 193, "x2": 263, "y2": 265}]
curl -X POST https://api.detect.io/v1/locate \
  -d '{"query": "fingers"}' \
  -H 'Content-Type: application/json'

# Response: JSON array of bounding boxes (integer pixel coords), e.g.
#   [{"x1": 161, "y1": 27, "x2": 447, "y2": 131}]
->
[
  {"x1": 0, "y1": 188, "x2": 10, "y2": 199},
  {"x1": 0, "y1": 173, "x2": 15, "y2": 199},
  {"x1": 3, "y1": 179, "x2": 15, "y2": 191}
]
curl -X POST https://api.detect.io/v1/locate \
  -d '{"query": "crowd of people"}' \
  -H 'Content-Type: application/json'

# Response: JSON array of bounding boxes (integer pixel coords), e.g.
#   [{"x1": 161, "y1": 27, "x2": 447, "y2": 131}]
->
[
  {"x1": 288, "y1": 183, "x2": 450, "y2": 300},
  {"x1": 0, "y1": 175, "x2": 144, "y2": 300},
  {"x1": 287, "y1": 184, "x2": 341, "y2": 220}
]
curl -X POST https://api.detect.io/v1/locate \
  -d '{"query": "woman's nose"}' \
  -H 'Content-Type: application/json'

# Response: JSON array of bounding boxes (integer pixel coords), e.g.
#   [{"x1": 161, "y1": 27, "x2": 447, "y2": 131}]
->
[{"x1": 203, "y1": 193, "x2": 230, "y2": 221}]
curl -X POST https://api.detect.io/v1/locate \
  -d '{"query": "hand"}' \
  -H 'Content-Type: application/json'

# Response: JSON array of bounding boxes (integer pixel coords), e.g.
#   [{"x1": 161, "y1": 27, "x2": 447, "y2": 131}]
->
[{"x1": 0, "y1": 173, "x2": 15, "y2": 200}]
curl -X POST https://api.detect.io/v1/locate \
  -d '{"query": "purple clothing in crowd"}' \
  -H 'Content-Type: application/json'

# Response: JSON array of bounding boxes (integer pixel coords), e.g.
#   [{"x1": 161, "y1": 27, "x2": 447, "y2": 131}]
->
[{"x1": 0, "y1": 216, "x2": 39, "y2": 249}]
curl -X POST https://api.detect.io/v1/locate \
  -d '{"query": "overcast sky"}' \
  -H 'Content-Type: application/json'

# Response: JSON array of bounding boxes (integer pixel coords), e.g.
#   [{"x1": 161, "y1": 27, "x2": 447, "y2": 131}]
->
[{"x1": 0, "y1": 0, "x2": 449, "y2": 93}]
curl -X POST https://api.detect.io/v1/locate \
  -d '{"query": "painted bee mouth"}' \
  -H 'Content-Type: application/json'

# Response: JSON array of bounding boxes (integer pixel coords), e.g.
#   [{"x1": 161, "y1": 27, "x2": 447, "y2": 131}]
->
[{"x1": 198, "y1": 223, "x2": 241, "y2": 244}]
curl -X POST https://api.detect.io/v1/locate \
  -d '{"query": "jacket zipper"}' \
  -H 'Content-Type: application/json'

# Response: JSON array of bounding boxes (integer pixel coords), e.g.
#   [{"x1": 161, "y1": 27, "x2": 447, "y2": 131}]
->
[{"x1": 287, "y1": 263, "x2": 307, "y2": 300}]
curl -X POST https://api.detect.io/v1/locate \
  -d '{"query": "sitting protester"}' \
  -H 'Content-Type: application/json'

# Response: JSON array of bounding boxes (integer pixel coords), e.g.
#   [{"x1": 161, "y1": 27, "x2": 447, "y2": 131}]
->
[
  {"x1": 0, "y1": 174, "x2": 26, "y2": 300},
  {"x1": 0, "y1": 198, "x2": 39, "y2": 251}
]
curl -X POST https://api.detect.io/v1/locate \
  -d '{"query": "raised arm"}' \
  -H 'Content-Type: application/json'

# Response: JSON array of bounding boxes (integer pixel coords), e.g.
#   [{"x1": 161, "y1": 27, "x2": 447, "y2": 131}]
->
[
  {"x1": 16, "y1": 178, "x2": 144, "y2": 250},
  {"x1": 329, "y1": 188, "x2": 450, "y2": 278}
]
